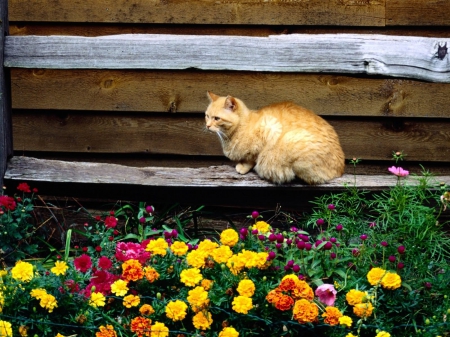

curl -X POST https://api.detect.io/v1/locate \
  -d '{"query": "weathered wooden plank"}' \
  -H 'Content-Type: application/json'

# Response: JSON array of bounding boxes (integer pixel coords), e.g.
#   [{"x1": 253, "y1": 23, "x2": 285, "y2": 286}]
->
[
  {"x1": 10, "y1": 69, "x2": 450, "y2": 118},
  {"x1": 7, "y1": 156, "x2": 450, "y2": 189},
  {"x1": 0, "y1": 0, "x2": 12, "y2": 188},
  {"x1": 8, "y1": 0, "x2": 385, "y2": 26},
  {"x1": 5, "y1": 34, "x2": 450, "y2": 83},
  {"x1": 386, "y1": 0, "x2": 450, "y2": 26},
  {"x1": 12, "y1": 111, "x2": 450, "y2": 162}
]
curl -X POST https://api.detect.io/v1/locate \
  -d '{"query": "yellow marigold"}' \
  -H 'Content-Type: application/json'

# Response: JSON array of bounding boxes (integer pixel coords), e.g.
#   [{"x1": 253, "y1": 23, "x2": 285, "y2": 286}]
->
[
  {"x1": 146, "y1": 238, "x2": 168, "y2": 256},
  {"x1": 322, "y1": 306, "x2": 343, "y2": 326},
  {"x1": 187, "y1": 286, "x2": 209, "y2": 312},
  {"x1": 130, "y1": 316, "x2": 152, "y2": 337},
  {"x1": 192, "y1": 311, "x2": 213, "y2": 330},
  {"x1": 30, "y1": 288, "x2": 47, "y2": 300},
  {"x1": 139, "y1": 304, "x2": 155, "y2": 316},
  {"x1": 353, "y1": 302, "x2": 374, "y2": 318},
  {"x1": 165, "y1": 300, "x2": 188, "y2": 321},
  {"x1": 144, "y1": 266, "x2": 160, "y2": 283},
  {"x1": 122, "y1": 259, "x2": 144, "y2": 282},
  {"x1": 236, "y1": 279, "x2": 255, "y2": 298},
  {"x1": 11, "y1": 261, "x2": 34, "y2": 282},
  {"x1": 180, "y1": 267, "x2": 203, "y2": 287},
  {"x1": 89, "y1": 292, "x2": 106, "y2": 308},
  {"x1": 186, "y1": 249, "x2": 208, "y2": 269},
  {"x1": 39, "y1": 293, "x2": 58, "y2": 313},
  {"x1": 201, "y1": 279, "x2": 214, "y2": 291},
  {"x1": 375, "y1": 331, "x2": 391, "y2": 337},
  {"x1": 170, "y1": 241, "x2": 189, "y2": 256},
  {"x1": 123, "y1": 294, "x2": 141, "y2": 308},
  {"x1": 0, "y1": 320, "x2": 12, "y2": 337},
  {"x1": 218, "y1": 327, "x2": 239, "y2": 337},
  {"x1": 367, "y1": 267, "x2": 387, "y2": 286},
  {"x1": 150, "y1": 321, "x2": 169, "y2": 337},
  {"x1": 346, "y1": 334, "x2": 358, "y2": 337},
  {"x1": 292, "y1": 299, "x2": 319, "y2": 324},
  {"x1": 380, "y1": 272, "x2": 401, "y2": 290},
  {"x1": 51, "y1": 261, "x2": 69, "y2": 276},
  {"x1": 254, "y1": 252, "x2": 269, "y2": 269},
  {"x1": 345, "y1": 289, "x2": 367, "y2": 306},
  {"x1": 220, "y1": 228, "x2": 239, "y2": 247},
  {"x1": 96, "y1": 324, "x2": 118, "y2": 337},
  {"x1": 227, "y1": 254, "x2": 246, "y2": 275},
  {"x1": 55, "y1": 333, "x2": 64, "y2": 337},
  {"x1": 339, "y1": 315, "x2": 353, "y2": 328},
  {"x1": 211, "y1": 245, "x2": 233, "y2": 264},
  {"x1": 252, "y1": 221, "x2": 271, "y2": 233},
  {"x1": 232, "y1": 295, "x2": 253, "y2": 314},
  {"x1": 111, "y1": 279, "x2": 129, "y2": 296},
  {"x1": 197, "y1": 240, "x2": 219, "y2": 254}
]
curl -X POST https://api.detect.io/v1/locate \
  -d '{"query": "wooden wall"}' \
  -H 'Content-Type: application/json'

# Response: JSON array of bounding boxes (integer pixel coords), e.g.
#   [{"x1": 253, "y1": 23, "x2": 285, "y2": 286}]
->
[{"x1": 8, "y1": 0, "x2": 450, "y2": 175}]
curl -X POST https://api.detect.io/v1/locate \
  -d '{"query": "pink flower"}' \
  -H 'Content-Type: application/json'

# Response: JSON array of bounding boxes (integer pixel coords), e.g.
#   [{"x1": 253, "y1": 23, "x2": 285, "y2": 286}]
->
[
  {"x1": 388, "y1": 166, "x2": 409, "y2": 177},
  {"x1": 73, "y1": 254, "x2": 92, "y2": 273},
  {"x1": 115, "y1": 242, "x2": 150, "y2": 264},
  {"x1": 315, "y1": 284, "x2": 337, "y2": 306}
]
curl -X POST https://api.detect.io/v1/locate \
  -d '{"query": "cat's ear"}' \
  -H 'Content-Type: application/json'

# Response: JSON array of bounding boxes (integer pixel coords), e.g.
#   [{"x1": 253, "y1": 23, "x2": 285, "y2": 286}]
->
[
  {"x1": 224, "y1": 96, "x2": 237, "y2": 112},
  {"x1": 207, "y1": 91, "x2": 220, "y2": 102}
]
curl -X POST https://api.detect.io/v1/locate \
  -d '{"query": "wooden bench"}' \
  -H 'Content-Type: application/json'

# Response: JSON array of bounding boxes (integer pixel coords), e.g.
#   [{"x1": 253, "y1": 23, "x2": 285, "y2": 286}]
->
[{"x1": 1, "y1": 0, "x2": 450, "y2": 209}]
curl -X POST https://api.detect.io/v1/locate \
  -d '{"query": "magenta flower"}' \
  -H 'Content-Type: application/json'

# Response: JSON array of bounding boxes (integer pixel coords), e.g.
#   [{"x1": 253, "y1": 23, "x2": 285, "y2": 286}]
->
[
  {"x1": 73, "y1": 254, "x2": 92, "y2": 273},
  {"x1": 315, "y1": 284, "x2": 337, "y2": 306},
  {"x1": 104, "y1": 215, "x2": 118, "y2": 228},
  {"x1": 388, "y1": 166, "x2": 409, "y2": 177},
  {"x1": 115, "y1": 242, "x2": 150, "y2": 264}
]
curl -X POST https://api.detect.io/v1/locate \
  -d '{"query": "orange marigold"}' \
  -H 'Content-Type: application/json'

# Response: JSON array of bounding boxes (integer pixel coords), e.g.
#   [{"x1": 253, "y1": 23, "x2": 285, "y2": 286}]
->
[
  {"x1": 279, "y1": 278, "x2": 297, "y2": 292},
  {"x1": 292, "y1": 299, "x2": 319, "y2": 324},
  {"x1": 353, "y1": 302, "x2": 374, "y2": 318},
  {"x1": 345, "y1": 289, "x2": 367, "y2": 306},
  {"x1": 266, "y1": 289, "x2": 282, "y2": 304},
  {"x1": 322, "y1": 306, "x2": 343, "y2": 326},
  {"x1": 292, "y1": 280, "x2": 314, "y2": 301},
  {"x1": 144, "y1": 266, "x2": 160, "y2": 283},
  {"x1": 140, "y1": 304, "x2": 155, "y2": 316},
  {"x1": 122, "y1": 259, "x2": 144, "y2": 282},
  {"x1": 96, "y1": 325, "x2": 118, "y2": 337},
  {"x1": 130, "y1": 316, "x2": 152, "y2": 337},
  {"x1": 274, "y1": 294, "x2": 294, "y2": 311}
]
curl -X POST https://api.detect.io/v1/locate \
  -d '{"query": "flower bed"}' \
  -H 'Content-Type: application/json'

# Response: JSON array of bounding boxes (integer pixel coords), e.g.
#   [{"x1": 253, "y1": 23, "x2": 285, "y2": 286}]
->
[{"x1": 1, "y1": 164, "x2": 450, "y2": 337}]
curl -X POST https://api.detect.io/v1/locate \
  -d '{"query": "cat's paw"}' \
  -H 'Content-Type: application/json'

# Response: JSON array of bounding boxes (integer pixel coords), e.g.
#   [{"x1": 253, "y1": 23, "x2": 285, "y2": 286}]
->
[{"x1": 236, "y1": 162, "x2": 253, "y2": 175}]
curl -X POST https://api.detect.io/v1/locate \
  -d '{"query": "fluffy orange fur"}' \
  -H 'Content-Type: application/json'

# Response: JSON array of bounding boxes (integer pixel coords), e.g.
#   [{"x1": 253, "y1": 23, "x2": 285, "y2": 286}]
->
[{"x1": 205, "y1": 92, "x2": 345, "y2": 184}]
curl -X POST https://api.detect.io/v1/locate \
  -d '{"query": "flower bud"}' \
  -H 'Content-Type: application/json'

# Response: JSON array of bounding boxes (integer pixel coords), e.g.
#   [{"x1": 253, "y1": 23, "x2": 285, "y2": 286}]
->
[{"x1": 251, "y1": 211, "x2": 259, "y2": 219}]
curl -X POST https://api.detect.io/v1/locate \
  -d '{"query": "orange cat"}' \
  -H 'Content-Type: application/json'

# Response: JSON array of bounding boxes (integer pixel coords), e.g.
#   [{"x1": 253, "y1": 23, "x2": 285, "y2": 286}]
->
[{"x1": 205, "y1": 92, "x2": 345, "y2": 184}]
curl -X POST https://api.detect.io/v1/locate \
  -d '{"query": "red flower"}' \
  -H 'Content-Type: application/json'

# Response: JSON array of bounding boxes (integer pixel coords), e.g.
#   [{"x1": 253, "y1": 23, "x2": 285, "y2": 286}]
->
[
  {"x1": 17, "y1": 182, "x2": 31, "y2": 193},
  {"x1": 74, "y1": 254, "x2": 92, "y2": 273},
  {"x1": 98, "y1": 256, "x2": 113, "y2": 270},
  {"x1": 95, "y1": 246, "x2": 102, "y2": 253},
  {"x1": 32, "y1": 188, "x2": 38, "y2": 193},
  {"x1": 0, "y1": 196, "x2": 16, "y2": 211},
  {"x1": 104, "y1": 216, "x2": 118, "y2": 229}
]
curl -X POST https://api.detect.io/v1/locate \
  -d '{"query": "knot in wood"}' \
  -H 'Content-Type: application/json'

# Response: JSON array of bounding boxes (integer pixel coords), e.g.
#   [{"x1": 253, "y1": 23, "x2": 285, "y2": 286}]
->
[{"x1": 437, "y1": 42, "x2": 448, "y2": 60}]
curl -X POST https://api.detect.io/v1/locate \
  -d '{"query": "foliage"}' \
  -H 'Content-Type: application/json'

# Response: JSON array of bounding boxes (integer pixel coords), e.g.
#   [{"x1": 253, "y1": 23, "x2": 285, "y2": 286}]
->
[
  {"x1": 1, "y1": 164, "x2": 450, "y2": 337},
  {"x1": 0, "y1": 183, "x2": 40, "y2": 263}
]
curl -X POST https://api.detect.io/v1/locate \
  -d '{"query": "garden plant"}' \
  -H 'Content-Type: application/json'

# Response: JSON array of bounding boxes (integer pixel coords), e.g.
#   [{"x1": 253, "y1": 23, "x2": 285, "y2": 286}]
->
[{"x1": 0, "y1": 157, "x2": 449, "y2": 337}]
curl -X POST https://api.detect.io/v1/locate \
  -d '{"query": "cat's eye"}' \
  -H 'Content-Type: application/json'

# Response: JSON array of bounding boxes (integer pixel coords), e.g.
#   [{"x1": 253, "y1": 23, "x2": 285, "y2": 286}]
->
[{"x1": 214, "y1": 116, "x2": 221, "y2": 121}]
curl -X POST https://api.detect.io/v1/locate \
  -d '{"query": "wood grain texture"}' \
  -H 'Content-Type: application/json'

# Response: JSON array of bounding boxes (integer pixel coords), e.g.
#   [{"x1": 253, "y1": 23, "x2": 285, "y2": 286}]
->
[
  {"x1": 8, "y1": 0, "x2": 385, "y2": 26},
  {"x1": 12, "y1": 111, "x2": 450, "y2": 162},
  {"x1": 9, "y1": 24, "x2": 450, "y2": 39},
  {"x1": 10, "y1": 69, "x2": 450, "y2": 118},
  {"x1": 386, "y1": 0, "x2": 450, "y2": 26},
  {"x1": 5, "y1": 34, "x2": 450, "y2": 82}
]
